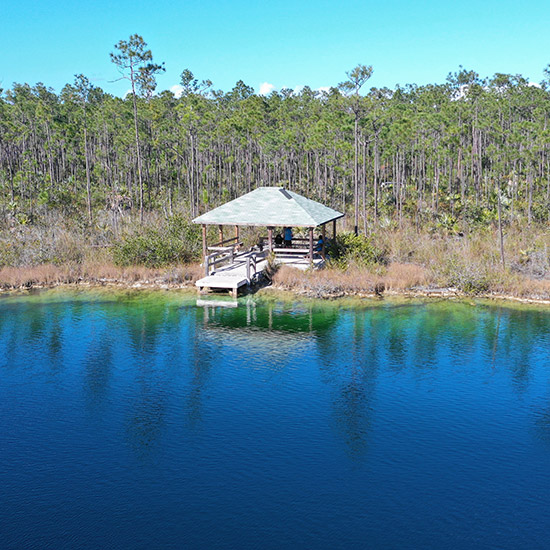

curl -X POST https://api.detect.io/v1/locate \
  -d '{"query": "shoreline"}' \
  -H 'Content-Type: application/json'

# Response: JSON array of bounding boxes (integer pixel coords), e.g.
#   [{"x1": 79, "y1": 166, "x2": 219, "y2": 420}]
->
[
  {"x1": 2, "y1": 276, "x2": 550, "y2": 307},
  {"x1": 262, "y1": 285, "x2": 550, "y2": 306}
]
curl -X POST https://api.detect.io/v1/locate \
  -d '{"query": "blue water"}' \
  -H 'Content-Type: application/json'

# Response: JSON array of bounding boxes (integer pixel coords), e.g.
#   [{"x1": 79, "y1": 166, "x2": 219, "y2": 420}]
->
[{"x1": 1, "y1": 290, "x2": 550, "y2": 549}]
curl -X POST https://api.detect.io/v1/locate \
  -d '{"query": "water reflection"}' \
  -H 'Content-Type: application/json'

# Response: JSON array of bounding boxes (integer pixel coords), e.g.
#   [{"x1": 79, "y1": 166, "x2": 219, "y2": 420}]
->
[
  {"x1": 83, "y1": 326, "x2": 113, "y2": 408},
  {"x1": 2, "y1": 292, "x2": 550, "y2": 458},
  {"x1": 4, "y1": 292, "x2": 550, "y2": 549}
]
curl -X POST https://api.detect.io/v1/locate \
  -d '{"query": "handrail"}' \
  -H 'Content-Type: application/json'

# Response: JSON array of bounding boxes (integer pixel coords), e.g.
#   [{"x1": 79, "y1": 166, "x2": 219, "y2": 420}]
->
[
  {"x1": 272, "y1": 247, "x2": 310, "y2": 254},
  {"x1": 208, "y1": 241, "x2": 243, "y2": 252},
  {"x1": 205, "y1": 248, "x2": 236, "y2": 276},
  {"x1": 211, "y1": 236, "x2": 239, "y2": 247},
  {"x1": 204, "y1": 240, "x2": 244, "y2": 276},
  {"x1": 246, "y1": 253, "x2": 257, "y2": 282},
  {"x1": 259, "y1": 236, "x2": 312, "y2": 247}
]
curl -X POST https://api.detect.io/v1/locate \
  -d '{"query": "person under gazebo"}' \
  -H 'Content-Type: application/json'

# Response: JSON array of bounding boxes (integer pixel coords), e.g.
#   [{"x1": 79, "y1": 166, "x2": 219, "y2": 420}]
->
[{"x1": 283, "y1": 226, "x2": 293, "y2": 247}]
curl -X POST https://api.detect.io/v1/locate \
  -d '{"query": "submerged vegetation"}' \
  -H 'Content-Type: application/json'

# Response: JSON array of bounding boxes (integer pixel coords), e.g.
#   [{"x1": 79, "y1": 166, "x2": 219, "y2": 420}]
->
[{"x1": 2, "y1": 34, "x2": 550, "y2": 299}]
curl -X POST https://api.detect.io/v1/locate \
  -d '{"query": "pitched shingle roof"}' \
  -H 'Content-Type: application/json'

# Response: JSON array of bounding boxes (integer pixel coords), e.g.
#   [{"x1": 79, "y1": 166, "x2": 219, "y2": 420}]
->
[{"x1": 193, "y1": 187, "x2": 344, "y2": 227}]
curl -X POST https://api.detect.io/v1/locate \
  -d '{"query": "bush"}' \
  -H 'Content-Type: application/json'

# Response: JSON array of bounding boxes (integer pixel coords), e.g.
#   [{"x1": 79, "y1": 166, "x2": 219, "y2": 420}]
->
[
  {"x1": 112, "y1": 215, "x2": 201, "y2": 268},
  {"x1": 447, "y1": 263, "x2": 490, "y2": 295},
  {"x1": 0, "y1": 226, "x2": 83, "y2": 267},
  {"x1": 327, "y1": 232, "x2": 387, "y2": 268},
  {"x1": 512, "y1": 246, "x2": 550, "y2": 279}
]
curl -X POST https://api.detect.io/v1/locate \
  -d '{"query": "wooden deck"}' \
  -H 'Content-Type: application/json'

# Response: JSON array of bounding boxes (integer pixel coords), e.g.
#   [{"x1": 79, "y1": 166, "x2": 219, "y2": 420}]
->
[{"x1": 195, "y1": 248, "x2": 324, "y2": 296}]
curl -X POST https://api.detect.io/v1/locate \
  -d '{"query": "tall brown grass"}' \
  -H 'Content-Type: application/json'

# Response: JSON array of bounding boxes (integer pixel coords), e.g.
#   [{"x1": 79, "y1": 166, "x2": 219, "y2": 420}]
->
[
  {"x1": 273, "y1": 262, "x2": 430, "y2": 297},
  {"x1": 273, "y1": 265, "x2": 380, "y2": 297},
  {"x1": 0, "y1": 262, "x2": 203, "y2": 290}
]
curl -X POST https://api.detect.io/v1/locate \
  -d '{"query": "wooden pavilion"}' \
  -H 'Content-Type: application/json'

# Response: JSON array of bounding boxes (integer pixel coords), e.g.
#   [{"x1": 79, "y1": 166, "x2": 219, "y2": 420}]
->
[
  {"x1": 192, "y1": 187, "x2": 344, "y2": 295},
  {"x1": 193, "y1": 186, "x2": 344, "y2": 259}
]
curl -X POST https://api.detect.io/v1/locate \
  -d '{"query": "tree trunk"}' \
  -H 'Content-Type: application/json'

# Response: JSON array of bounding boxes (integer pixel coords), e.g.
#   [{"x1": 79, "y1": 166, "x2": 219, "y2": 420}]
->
[{"x1": 130, "y1": 69, "x2": 145, "y2": 223}]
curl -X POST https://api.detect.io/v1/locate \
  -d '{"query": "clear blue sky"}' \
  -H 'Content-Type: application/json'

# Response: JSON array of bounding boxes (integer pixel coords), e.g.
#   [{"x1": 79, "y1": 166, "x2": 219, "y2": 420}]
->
[{"x1": 2, "y1": 0, "x2": 549, "y2": 96}]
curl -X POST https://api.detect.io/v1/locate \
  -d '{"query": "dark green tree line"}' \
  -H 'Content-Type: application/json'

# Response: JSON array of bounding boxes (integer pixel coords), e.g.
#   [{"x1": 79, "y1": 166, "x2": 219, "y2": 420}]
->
[{"x1": 2, "y1": 39, "x2": 550, "y2": 234}]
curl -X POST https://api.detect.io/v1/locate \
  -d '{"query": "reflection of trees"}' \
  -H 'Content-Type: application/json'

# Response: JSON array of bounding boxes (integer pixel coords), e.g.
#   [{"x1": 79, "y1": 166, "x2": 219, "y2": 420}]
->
[
  {"x1": 199, "y1": 298, "x2": 338, "y2": 334},
  {"x1": 498, "y1": 308, "x2": 550, "y2": 393},
  {"x1": 0, "y1": 298, "x2": 63, "y2": 370},
  {"x1": 46, "y1": 305, "x2": 64, "y2": 372},
  {"x1": 4, "y1": 291, "x2": 550, "y2": 460},
  {"x1": 125, "y1": 379, "x2": 168, "y2": 456},
  {"x1": 119, "y1": 296, "x2": 185, "y2": 454},
  {"x1": 83, "y1": 327, "x2": 114, "y2": 408},
  {"x1": 0, "y1": 303, "x2": 27, "y2": 369},
  {"x1": 313, "y1": 300, "x2": 550, "y2": 459},
  {"x1": 316, "y1": 308, "x2": 383, "y2": 458},
  {"x1": 185, "y1": 307, "x2": 216, "y2": 427}
]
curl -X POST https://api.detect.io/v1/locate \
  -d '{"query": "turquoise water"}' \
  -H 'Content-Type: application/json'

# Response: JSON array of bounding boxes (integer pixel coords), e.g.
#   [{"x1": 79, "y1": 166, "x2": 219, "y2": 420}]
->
[{"x1": 1, "y1": 290, "x2": 550, "y2": 549}]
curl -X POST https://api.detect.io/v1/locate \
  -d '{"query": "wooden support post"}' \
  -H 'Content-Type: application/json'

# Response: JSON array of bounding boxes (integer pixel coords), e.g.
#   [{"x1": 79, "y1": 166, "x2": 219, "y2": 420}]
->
[
  {"x1": 235, "y1": 225, "x2": 239, "y2": 242},
  {"x1": 333, "y1": 219, "x2": 337, "y2": 240},
  {"x1": 321, "y1": 224, "x2": 326, "y2": 260},
  {"x1": 218, "y1": 225, "x2": 224, "y2": 245},
  {"x1": 268, "y1": 227, "x2": 273, "y2": 252},
  {"x1": 202, "y1": 225, "x2": 207, "y2": 262},
  {"x1": 309, "y1": 227, "x2": 314, "y2": 266}
]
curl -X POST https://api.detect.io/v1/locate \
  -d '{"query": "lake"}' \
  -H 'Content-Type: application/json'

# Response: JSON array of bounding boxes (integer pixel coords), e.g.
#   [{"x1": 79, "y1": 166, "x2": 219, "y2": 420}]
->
[{"x1": 1, "y1": 290, "x2": 550, "y2": 549}]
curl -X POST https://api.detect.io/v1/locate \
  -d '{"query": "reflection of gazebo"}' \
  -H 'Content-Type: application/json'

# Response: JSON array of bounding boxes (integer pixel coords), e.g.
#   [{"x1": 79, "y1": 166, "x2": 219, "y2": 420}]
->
[{"x1": 193, "y1": 187, "x2": 344, "y2": 262}]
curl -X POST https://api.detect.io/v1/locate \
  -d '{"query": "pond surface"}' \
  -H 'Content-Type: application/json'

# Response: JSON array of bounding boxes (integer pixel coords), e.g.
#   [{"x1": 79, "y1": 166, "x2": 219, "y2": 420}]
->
[{"x1": 1, "y1": 290, "x2": 550, "y2": 549}]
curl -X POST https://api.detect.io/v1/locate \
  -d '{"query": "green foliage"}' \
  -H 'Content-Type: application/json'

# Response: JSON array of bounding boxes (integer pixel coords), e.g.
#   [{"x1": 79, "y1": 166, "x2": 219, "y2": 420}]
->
[
  {"x1": 445, "y1": 261, "x2": 490, "y2": 295},
  {"x1": 110, "y1": 34, "x2": 165, "y2": 97},
  {"x1": 464, "y1": 204, "x2": 497, "y2": 226},
  {"x1": 435, "y1": 213, "x2": 459, "y2": 234},
  {"x1": 112, "y1": 215, "x2": 200, "y2": 268},
  {"x1": 327, "y1": 232, "x2": 387, "y2": 268}
]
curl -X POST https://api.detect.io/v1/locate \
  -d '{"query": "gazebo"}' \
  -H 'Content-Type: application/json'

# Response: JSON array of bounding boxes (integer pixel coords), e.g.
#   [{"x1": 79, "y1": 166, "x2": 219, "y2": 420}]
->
[{"x1": 193, "y1": 186, "x2": 344, "y2": 262}]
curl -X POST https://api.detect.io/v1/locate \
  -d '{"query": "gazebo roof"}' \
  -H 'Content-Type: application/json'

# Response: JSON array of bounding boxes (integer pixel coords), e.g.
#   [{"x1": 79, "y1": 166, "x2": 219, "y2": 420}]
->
[{"x1": 192, "y1": 187, "x2": 344, "y2": 227}]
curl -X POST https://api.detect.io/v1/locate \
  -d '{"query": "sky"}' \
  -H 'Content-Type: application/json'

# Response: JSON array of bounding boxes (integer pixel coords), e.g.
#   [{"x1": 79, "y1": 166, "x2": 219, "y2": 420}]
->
[{"x1": 2, "y1": 0, "x2": 549, "y2": 97}]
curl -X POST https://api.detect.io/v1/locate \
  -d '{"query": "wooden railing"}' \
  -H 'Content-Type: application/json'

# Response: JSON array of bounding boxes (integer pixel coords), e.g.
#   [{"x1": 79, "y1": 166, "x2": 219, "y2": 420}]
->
[
  {"x1": 272, "y1": 247, "x2": 311, "y2": 255},
  {"x1": 208, "y1": 242, "x2": 243, "y2": 252},
  {"x1": 209, "y1": 235, "x2": 240, "y2": 248},
  {"x1": 204, "y1": 246, "x2": 237, "y2": 276},
  {"x1": 258, "y1": 236, "x2": 312, "y2": 249},
  {"x1": 204, "y1": 247, "x2": 259, "y2": 283},
  {"x1": 246, "y1": 253, "x2": 258, "y2": 282}
]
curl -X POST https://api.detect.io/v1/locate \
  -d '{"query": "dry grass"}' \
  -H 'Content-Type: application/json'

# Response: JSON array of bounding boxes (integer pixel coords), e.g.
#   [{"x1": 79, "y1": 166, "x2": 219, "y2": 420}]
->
[
  {"x1": 273, "y1": 265, "x2": 381, "y2": 297},
  {"x1": 273, "y1": 262, "x2": 431, "y2": 298},
  {"x1": 384, "y1": 263, "x2": 431, "y2": 290},
  {"x1": 0, "y1": 264, "x2": 78, "y2": 288},
  {"x1": 490, "y1": 272, "x2": 550, "y2": 300},
  {"x1": 272, "y1": 223, "x2": 550, "y2": 301},
  {"x1": 0, "y1": 262, "x2": 203, "y2": 290},
  {"x1": 365, "y1": 220, "x2": 550, "y2": 298},
  {"x1": 3, "y1": 213, "x2": 550, "y2": 301}
]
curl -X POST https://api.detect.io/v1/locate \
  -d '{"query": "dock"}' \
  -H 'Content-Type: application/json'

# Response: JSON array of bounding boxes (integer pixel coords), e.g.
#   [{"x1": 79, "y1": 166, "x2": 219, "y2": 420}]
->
[{"x1": 195, "y1": 247, "x2": 324, "y2": 297}]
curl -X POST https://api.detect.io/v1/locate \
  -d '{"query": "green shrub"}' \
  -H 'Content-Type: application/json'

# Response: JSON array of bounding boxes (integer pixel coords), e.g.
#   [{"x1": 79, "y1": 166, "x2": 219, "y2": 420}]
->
[
  {"x1": 327, "y1": 232, "x2": 387, "y2": 268},
  {"x1": 0, "y1": 240, "x2": 19, "y2": 266},
  {"x1": 435, "y1": 213, "x2": 459, "y2": 234},
  {"x1": 0, "y1": 229, "x2": 83, "y2": 267},
  {"x1": 447, "y1": 262, "x2": 490, "y2": 295},
  {"x1": 112, "y1": 215, "x2": 201, "y2": 268}
]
